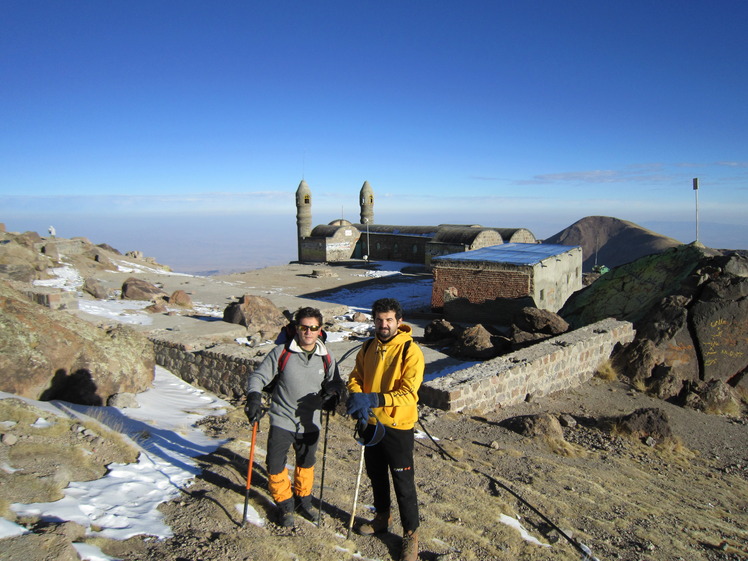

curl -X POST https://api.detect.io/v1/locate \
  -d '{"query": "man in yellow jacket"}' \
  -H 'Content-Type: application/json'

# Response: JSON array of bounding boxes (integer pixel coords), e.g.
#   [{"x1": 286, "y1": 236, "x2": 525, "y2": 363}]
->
[{"x1": 346, "y1": 297, "x2": 425, "y2": 561}]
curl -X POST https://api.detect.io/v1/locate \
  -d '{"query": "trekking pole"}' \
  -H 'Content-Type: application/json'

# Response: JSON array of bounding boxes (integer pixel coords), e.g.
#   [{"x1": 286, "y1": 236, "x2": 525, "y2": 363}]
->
[
  {"x1": 346, "y1": 441, "x2": 366, "y2": 539},
  {"x1": 241, "y1": 420, "x2": 259, "y2": 527},
  {"x1": 316, "y1": 410, "x2": 331, "y2": 527}
]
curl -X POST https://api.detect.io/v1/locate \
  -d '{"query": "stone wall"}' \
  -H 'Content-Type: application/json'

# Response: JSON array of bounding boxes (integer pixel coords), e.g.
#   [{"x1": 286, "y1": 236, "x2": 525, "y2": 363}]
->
[
  {"x1": 151, "y1": 318, "x2": 634, "y2": 412},
  {"x1": 419, "y1": 318, "x2": 634, "y2": 412},
  {"x1": 21, "y1": 286, "x2": 79, "y2": 310},
  {"x1": 151, "y1": 335, "x2": 263, "y2": 399}
]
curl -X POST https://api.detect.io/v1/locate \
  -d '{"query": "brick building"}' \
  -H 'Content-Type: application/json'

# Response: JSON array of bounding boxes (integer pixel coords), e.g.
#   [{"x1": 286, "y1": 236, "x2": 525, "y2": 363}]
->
[{"x1": 431, "y1": 243, "x2": 583, "y2": 313}]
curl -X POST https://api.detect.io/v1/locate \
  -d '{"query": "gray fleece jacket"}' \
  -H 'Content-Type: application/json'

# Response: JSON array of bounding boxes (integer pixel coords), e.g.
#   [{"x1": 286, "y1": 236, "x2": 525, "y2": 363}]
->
[{"x1": 246, "y1": 338, "x2": 343, "y2": 433}]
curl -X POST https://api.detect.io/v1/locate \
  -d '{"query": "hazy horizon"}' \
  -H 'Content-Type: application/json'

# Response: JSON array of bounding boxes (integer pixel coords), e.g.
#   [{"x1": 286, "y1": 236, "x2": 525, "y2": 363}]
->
[{"x1": 4, "y1": 211, "x2": 745, "y2": 275}]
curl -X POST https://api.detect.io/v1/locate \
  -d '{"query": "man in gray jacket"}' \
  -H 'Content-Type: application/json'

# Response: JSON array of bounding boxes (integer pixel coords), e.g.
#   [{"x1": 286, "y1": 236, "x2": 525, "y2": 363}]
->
[{"x1": 245, "y1": 307, "x2": 343, "y2": 527}]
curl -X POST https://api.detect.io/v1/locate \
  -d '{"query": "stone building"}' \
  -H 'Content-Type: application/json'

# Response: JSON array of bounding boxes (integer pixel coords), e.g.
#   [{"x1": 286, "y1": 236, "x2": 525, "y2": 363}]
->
[
  {"x1": 295, "y1": 180, "x2": 537, "y2": 265},
  {"x1": 431, "y1": 243, "x2": 583, "y2": 314}
]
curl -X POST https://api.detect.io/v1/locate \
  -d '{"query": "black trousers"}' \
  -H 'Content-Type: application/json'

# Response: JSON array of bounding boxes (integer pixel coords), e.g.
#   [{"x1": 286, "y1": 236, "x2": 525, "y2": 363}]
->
[
  {"x1": 363, "y1": 425, "x2": 419, "y2": 533},
  {"x1": 266, "y1": 425, "x2": 319, "y2": 475}
]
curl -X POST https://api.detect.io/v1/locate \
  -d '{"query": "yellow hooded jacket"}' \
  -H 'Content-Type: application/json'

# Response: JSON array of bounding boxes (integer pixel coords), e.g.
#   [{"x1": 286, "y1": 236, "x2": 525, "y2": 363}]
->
[{"x1": 347, "y1": 323, "x2": 425, "y2": 430}]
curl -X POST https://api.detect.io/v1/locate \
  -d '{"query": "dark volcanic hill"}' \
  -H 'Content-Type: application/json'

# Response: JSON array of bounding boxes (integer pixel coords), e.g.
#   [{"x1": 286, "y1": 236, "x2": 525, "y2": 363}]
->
[{"x1": 544, "y1": 215, "x2": 682, "y2": 271}]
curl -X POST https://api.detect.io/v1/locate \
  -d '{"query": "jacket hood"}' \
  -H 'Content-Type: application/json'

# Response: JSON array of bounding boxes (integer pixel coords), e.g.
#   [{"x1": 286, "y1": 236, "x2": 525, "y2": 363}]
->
[{"x1": 377, "y1": 323, "x2": 413, "y2": 346}]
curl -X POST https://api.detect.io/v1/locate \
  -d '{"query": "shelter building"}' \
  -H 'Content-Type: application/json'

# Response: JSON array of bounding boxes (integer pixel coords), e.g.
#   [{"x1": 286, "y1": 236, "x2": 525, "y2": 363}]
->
[{"x1": 431, "y1": 243, "x2": 583, "y2": 313}]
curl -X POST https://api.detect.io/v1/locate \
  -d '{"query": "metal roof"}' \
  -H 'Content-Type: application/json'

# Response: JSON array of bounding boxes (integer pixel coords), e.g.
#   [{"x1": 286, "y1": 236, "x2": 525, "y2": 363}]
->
[{"x1": 433, "y1": 243, "x2": 580, "y2": 266}]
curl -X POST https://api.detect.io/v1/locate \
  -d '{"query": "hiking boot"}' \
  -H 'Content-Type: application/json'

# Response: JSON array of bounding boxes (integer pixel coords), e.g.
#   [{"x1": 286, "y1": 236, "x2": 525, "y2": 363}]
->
[
  {"x1": 400, "y1": 530, "x2": 418, "y2": 561},
  {"x1": 358, "y1": 511, "x2": 391, "y2": 535},
  {"x1": 277, "y1": 498, "x2": 295, "y2": 528},
  {"x1": 295, "y1": 494, "x2": 316, "y2": 522}
]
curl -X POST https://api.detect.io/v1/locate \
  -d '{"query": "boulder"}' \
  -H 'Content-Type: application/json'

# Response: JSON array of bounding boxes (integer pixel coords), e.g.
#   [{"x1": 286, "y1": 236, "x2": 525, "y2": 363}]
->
[
  {"x1": 512, "y1": 307, "x2": 569, "y2": 335},
  {"x1": 351, "y1": 311, "x2": 368, "y2": 323},
  {"x1": 452, "y1": 324, "x2": 501, "y2": 359},
  {"x1": 223, "y1": 294, "x2": 287, "y2": 338},
  {"x1": 683, "y1": 379, "x2": 742, "y2": 415},
  {"x1": 85, "y1": 246, "x2": 113, "y2": 266},
  {"x1": 509, "y1": 307, "x2": 569, "y2": 350},
  {"x1": 424, "y1": 319, "x2": 458, "y2": 342},
  {"x1": 0, "y1": 281, "x2": 154, "y2": 405},
  {"x1": 511, "y1": 328, "x2": 554, "y2": 349},
  {"x1": 121, "y1": 277, "x2": 168, "y2": 301},
  {"x1": 500, "y1": 413, "x2": 565, "y2": 440},
  {"x1": 145, "y1": 301, "x2": 168, "y2": 313},
  {"x1": 97, "y1": 243, "x2": 122, "y2": 255},
  {"x1": 617, "y1": 295, "x2": 700, "y2": 399},
  {"x1": 107, "y1": 393, "x2": 140, "y2": 408},
  {"x1": 37, "y1": 520, "x2": 87, "y2": 542},
  {"x1": 701, "y1": 379, "x2": 741, "y2": 413},
  {"x1": 169, "y1": 289, "x2": 193, "y2": 308},
  {"x1": 0, "y1": 237, "x2": 50, "y2": 278},
  {"x1": 0, "y1": 533, "x2": 81, "y2": 561},
  {"x1": 616, "y1": 408, "x2": 673, "y2": 444},
  {"x1": 0, "y1": 263, "x2": 37, "y2": 282},
  {"x1": 83, "y1": 278, "x2": 112, "y2": 300},
  {"x1": 648, "y1": 365, "x2": 687, "y2": 400},
  {"x1": 14, "y1": 231, "x2": 43, "y2": 248}
]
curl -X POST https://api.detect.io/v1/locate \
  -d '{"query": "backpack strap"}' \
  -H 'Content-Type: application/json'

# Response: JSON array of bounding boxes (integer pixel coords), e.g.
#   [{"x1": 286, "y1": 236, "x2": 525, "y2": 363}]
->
[
  {"x1": 277, "y1": 345, "x2": 292, "y2": 374},
  {"x1": 277, "y1": 344, "x2": 332, "y2": 377}
]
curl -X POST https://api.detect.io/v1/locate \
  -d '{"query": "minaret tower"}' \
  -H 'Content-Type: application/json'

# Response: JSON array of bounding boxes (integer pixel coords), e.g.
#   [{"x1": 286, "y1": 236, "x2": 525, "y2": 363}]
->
[
  {"x1": 359, "y1": 180, "x2": 374, "y2": 225},
  {"x1": 295, "y1": 180, "x2": 312, "y2": 262}
]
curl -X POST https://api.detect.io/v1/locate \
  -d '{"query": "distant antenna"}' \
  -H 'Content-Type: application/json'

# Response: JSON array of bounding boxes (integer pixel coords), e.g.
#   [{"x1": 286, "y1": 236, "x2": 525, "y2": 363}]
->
[
  {"x1": 693, "y1": 178, "x2": 699, "y2": 242},
  {"x1": 594, "y1": 235, "x2": 599, "y2": 267}
]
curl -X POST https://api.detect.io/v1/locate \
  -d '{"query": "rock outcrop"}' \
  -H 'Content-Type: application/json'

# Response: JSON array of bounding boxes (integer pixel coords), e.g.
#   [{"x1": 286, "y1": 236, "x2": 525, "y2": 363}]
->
[
  {"x1": 561, "y1": 243, "x2": 748, "y2": 400},
  {"x1": 0, "y1": 281, "x2": 154, "y2": 405}
]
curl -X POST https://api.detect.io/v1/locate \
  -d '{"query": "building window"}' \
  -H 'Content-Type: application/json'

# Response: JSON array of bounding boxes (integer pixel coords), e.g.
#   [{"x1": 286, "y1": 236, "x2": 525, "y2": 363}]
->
[
  {"x1": 304, "y1": 195, "x2": 310, "y2": 204},
  {"x1": 412, "y1": 244, "x2": 418, "y2": 254},
  {"x1": 376, "y1": 242, "x2": 381, "y2": 250},
  {"x1": 539, "y1": 289, "x2": 545, "y2": 301}
]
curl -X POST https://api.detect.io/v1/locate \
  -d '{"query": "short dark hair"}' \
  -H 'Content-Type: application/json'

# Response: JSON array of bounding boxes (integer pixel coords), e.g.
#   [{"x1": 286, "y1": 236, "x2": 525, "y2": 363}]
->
[
  {"x1": 294, "y1": 306, "x2": 323, "y2": 326},
  {"x1": 371, "y1": 298, "x2": 402, "y2": 320}
]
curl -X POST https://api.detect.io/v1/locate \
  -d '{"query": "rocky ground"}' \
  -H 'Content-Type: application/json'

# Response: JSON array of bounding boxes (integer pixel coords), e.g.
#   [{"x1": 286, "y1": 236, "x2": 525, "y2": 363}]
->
[
  {"x1": 1, "y1": 236, "x2": 747, "y2": 560},
  {"x1": 5, "y1": 376, "x2": 747, "y2": 561}
]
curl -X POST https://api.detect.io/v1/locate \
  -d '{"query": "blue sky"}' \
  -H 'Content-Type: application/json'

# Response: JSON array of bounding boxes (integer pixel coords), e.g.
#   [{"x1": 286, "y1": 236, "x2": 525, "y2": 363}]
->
[{"x1": 2, "y1": 1, "x2": 746, "y2": 272}]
